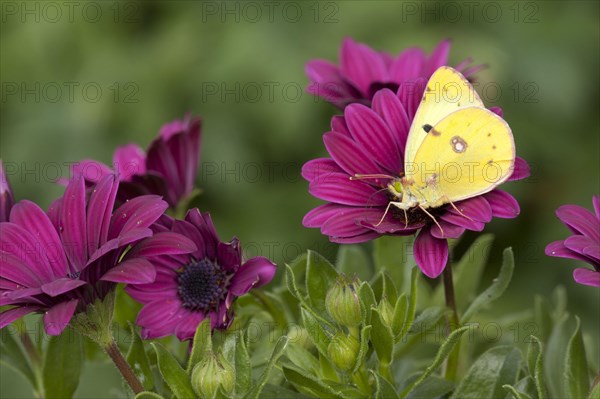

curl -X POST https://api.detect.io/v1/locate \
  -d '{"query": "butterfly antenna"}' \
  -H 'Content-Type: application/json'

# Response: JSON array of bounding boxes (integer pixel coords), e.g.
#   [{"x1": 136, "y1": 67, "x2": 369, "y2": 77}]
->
[
  {"x1": 448, "y1": 200, "x2": 474, "y2": 222},
  {"x1": 350, "y1": 173, "x2": 394, "y2": 181},
  {"x1": 418, "y1": 204, "x2": 444, "y2": 234}
]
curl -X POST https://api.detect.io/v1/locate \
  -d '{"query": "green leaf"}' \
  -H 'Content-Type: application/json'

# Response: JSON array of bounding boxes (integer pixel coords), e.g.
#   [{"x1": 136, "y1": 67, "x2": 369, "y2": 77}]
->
[
  {"x1": 381, "y1": 271, "x2": 398, "y2": 304},
  {"x1": 126, "y1": 323, "x2": 154, "y2": 390},
  {"x1": 284, "y1": 342, "x2": 320, "y2": 375},
  {"x1": 151, "y1": 342, "x2": 195, "y2": 399},
  {"x1": 244, "y1": 336, "x2": 289, "y2": 399},
  {"x1": 43, "y1": 331, "x2": 83, "y2": 399},
  {"x1": 306, "y1": 251, "x2": 339, "y2": 313},
  {"x1": 400, "y1": 267, "x2": 419, "y2": 340},
  {"x1": 527, "y1": 336, "x2": 547, "y2": 399},
  {"x1": 235, "y1": 331, "x2": 252, "y2": 395},
  {"x1": 400, "y1": 326, "x2": 469, "y2": 399},
  {"x1": 286, "y1": 260, "x2": 306, "y2": 302},
  {"x1": 370, "y1": 307, "x2": 394, "y2": 366},
  {"x1": 187, "y1": 318, "x2": 212, "y2": 373},
  {"x1": 336, "y1": 245, "x2": 373, "y2": 281},
  {"x1": 502, "y1": 384, "x2": 533, "y2": 399},
  {"x1": 391, "y1": 294, "x2": 408, "y2": 338},
  {"x1": 259, "y1": 383, "x2": 312, "y2": 398},
  {"x1": 432, "y1": 234, "x2": 494, "y2": 311},
  {"x1": 533, "y1": 296, "x2": 553, "y2": 343},
  {"x1": 373, "y1": 235, "x2": 413, "y2": 289},
  {"x1": 358, "y1": 282, "x2": 376, "y2": 325},
  {"x1": 545, "y1": 314, "x2": 571, "y2": 398},
  {"x1": 462, "y1": 247, "x2": 514, "y2": 322},
  {"x1": 0, "y1": 328, "x2": 36, "y2": 387},
  {"x1": 589, "y1": 382, "x2": 600, "y2": 399},
  {"x1": 403, "y1": 375, "x2": 454, "y2": 399},
  {"x1": 406, "y1": 307, "x2": 447, "y2": 336},
  {"x1": 351, "y1": 325, "x2": 372, "y2": 374},
  {"x1": 371, "y1": 370, "x2": 399, "y2": 399},
  {"x1": 135, "y1": 392, "x2": 165, "y2": 399},
  {"x1": 564, "y1": 317, "x2": 590, "y2": 399},
  {"x1": 451, "y1": 346, "x2": 522, "y2": 399},
  {"x1": 301, "y1": 307, "x2": 331, "y2": 357},
  {"x1": 282, "y1": 365, "x2": 344, "y2": 399}
]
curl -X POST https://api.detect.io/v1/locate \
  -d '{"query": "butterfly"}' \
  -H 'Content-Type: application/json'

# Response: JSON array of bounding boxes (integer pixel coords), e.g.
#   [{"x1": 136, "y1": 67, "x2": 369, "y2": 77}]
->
[{"x1": 375, "y1": 66, "x2": 516, "y2": 227}]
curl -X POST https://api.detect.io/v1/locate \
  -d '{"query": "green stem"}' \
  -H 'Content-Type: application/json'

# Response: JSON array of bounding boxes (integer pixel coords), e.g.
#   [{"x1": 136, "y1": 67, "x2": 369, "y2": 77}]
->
[
  {"x1": 103, "y1": 339, "x2": 145, "y2": 394},
  {"x1": 443, "y1": 264, "x2": 461, "y2": 380},
  {"x1": 379, "y1": 362, "x2": 393, "y2": 382}
]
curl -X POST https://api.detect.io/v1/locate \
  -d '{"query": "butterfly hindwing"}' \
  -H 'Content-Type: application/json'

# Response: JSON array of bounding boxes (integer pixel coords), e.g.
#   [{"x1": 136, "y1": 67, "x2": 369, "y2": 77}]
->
[
  {"x1": 408, "y1": 107, "x2": 515, "y2": 206},
  {"x1": 404, "y1": 66, "x2": 484, "y2": 170}
]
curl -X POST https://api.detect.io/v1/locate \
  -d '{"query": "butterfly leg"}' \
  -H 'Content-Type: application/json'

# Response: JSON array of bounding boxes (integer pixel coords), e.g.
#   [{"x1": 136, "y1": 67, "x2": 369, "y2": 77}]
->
[
  {"x1": 447, "y1": 199, "x2": 474, "y2": 222},
  {"x1": 418, "y1": 204, "x2": 444, "y2": 235},
  {"x1": 375, "y1": 201, "x2": 396, "y2": 227}
]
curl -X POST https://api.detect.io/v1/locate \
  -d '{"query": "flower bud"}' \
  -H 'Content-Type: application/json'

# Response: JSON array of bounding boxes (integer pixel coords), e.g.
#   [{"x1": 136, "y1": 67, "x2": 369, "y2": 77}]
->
[
  {"x1": 327, "y1": 332, "x2": 360, "y2": 372},
  {"x1": 377, "y1": 297, "x2": 394, "y2": 327},
  {"x1": 325, "y1": 275, "x2": 362, "y2": 327},
  {"x1": 191, "y1": 352, "x2": 235, "y2": 399},
  {"x1": 0, "y1": 160, "x2": 15, "y2": 222}
]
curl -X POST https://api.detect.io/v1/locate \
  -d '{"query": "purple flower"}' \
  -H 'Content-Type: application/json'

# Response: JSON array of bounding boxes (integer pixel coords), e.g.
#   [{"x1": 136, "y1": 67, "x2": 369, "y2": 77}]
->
[
  {"x1": 0, "y1": 175, "x2": 196, "y2": 335},
  {"x1": 545, "y1": 196, "x2": 600, "y2": 287},
  {"x1": 125, "y1": 209, "x2": 277, "y2": 341},
  {"x1": 0, "y1": 160, "x2": 15, "y2": 222},
  {"x1": 70, "y1": 115, "x2": 202, "y2": 208},
  {"x1": 306, "y1": 38, "x2": 485, "y2": 108},
  {"x1": 302, "y1": 87, "x2": 530, "y2": 279}
]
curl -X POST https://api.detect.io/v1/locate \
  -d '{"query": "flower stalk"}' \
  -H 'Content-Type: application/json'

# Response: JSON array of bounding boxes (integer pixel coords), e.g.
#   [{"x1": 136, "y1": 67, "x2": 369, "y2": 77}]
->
[{"x1": 443, "y1": 264, "x2": 461, "y2": 380}]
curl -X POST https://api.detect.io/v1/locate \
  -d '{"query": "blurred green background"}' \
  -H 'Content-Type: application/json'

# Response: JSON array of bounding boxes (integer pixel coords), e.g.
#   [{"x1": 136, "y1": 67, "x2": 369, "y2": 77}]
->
[{"x1": 1, "y1": 1, "x2": 599, "y2": 397}]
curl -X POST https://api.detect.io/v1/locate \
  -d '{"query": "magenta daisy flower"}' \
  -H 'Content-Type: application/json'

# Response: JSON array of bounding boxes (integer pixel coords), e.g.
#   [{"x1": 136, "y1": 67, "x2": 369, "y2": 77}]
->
[
  {"x1": 0, "y1": 174, "x2": 196, "y2": 335},
  {"x1": 125, "y1": 209, "x2": 277, "y2": 341},
  {"x1": 306, "y1": 38, "x2": 485, "y2": 108},
  {"x1": 70, "y1": 115, "x2": 202, "y2": 208},
  {"x1": 0, "y1": 160, "x2": 15, "y2": 222},
  {"x1": 545, "y1": 196, "x2": 600, "y2": 287},
  {"x1": 302, "y1": 87, "x2": 530, "y2": 278}
]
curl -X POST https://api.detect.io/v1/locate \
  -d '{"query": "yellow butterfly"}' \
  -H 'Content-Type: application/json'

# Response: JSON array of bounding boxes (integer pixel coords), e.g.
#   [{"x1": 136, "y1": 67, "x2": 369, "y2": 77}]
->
[{"x1": 384, "y1": 66, "x2": 515, "y2": 224}]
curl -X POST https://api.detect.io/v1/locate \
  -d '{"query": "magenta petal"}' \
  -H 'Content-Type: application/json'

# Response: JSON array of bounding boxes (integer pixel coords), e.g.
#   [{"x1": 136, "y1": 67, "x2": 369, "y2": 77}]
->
[
  {"x1": 330, "y1": 231, "x2": 381, "y2": 244},
  {"x1": 44, "y1": 299, "x2": 78, "y2": 336},
  {"x1": 109, "y1": 195, "x2": 168, "y2": 239},
  {"x1": 323, "y1": 132, "x2": 385, "y2": 178},
  {"x1": 440, "y1": 212, "x2": 485, "y2": 231},
  {"x1": 321, "y1": 208, "x2": 375, "y2": 237},
  {"x1": 414, "y1": 227, "x2": 448, "y2": 279},
  {"x1": 9, "y1": 200, "x2": 69, "y2": 278},
  {"x1": 7, "y1": 287, "x2": 43, "y2": 300},
  {"x1": 302, "y1": 158, "x2": 343, "y2": 182},
  {"x1": 389, "y1": 48, "x2": 426, "y2": 82},
  {"x1": 303, "y1": 204, "x2": 344, "y2": 228},
  {"x1": 229, "y1": 257, "x2": 276, "y2": 296},
  {"x1": 371, "y1": 89, "x2": 410, "y2": 153},
  {"x1": 129, "y1": 232, "x2": 197, "y2": 258},
  {"x1": 345, "y1": 104, "x2": 401, "y2": 174},
  {"x1": 70, "y1": 160, "x2": 112, "y2": 183},
  {"x1": 41, "y1": 278, "x2": 87, "y2": 297},
  {"x1": 0, "y1": 306, "x2": 39, "y2": 329},
  {"x1": 556, "y1": 205, "x2": 600, "y2": 241},
  {"x1": 101, "y1": 258, "x2": 156, "y2": 284},
  {"x1": 425, "y1": 39, "x2": 451, "y2": 76},
  {"x1": 397, "y1": 78, "x2": 426, "y2": 120},
  {"x1": 60, "y1": 176, "x2": 88, "y2": 271},
  {"x1": 484, "y1": 190, "x2": 520, "y2": 218},
  {"x1": 113, "y1": 143, "x2": 146, "y2": 180},
  {"x1": 0, "y1": 249, "x2": 42, "y2": 287},
  {"x1": 545, "y1": 241, "x2": 596, "y2": 264},
  {"x1": 86, "y1": 174, "x2": 119, "y2": 254},
  {"x1": 340, "y1": 38, "x2": 388, "y2": 96},
  {"x1": 0, "y1": 223, "x2": 54, "y2": 282},
  {"x1": 564, "y1": 235, "x2": 596, "y2": 255},
  {"x1": 305, "y1": 59, "x2": 342, "y2": 83},
  {"x1": 174, "y1": 313, "x2": 206, "y2": 341},
  {"x1": 449, "y1": 197, "x2": 493, "y2": 223},
  {"x1": 136, "y1": 299, "x2": 181, "y2": 326},
  {"x1": 331, "y1": 115, "x2": 350, "y2": 135},
  {"x1": 309, "y1": 173, "x2": 387, "y2": 206},
  {"x1": 592, "y1": 195, "x2": 600, "y2": 218},
  {"x1": 508, "y1": 157, "x2": 531, "y2": 181},
  {"x1": 217, "y1": 239, "x2": 241, "y2": 270},
  {"x1": 430, "y1": 220, "x2": 466, "y2": 239},
  {"x1": 573, "y1": 268, "x2": 600, "y2": 287}
]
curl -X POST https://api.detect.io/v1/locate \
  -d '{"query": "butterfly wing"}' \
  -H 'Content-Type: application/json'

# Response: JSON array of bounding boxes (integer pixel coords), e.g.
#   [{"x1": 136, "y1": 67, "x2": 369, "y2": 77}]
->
[
  {"x1": 404, "y1": 66, "x2": 484, "y2": 170},
  {"x1": 408, "y1": 107, "x2": 515, "y2": 206}
]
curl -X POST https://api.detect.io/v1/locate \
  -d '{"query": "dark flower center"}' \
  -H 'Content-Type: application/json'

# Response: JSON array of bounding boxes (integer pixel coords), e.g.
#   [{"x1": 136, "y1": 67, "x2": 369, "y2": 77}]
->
[{"x1": 177, "y1": 259, "x2": 229, "y2": 312}]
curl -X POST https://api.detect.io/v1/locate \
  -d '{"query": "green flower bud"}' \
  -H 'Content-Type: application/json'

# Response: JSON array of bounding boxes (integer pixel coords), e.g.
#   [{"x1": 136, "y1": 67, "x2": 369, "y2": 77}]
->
[
  {"x1": 325, "y1": 275, "x2": 362, "y2": 327},
  {"x1": 327, "y1": 332, "x2": 360, "y2": 372},
  {"x1": 377, "y1": 297, "x2": 395, "y2": 327},
  {"x1": 191, "y1": 352, "x2": 235, "y2": 399}
]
